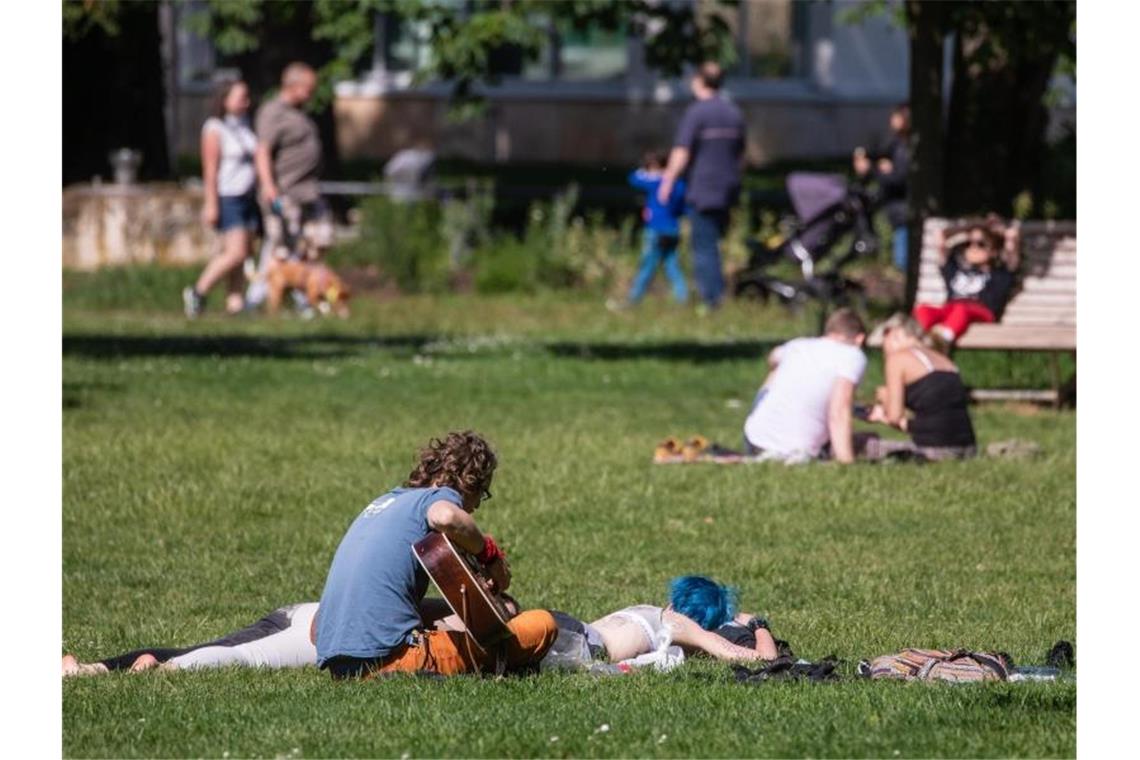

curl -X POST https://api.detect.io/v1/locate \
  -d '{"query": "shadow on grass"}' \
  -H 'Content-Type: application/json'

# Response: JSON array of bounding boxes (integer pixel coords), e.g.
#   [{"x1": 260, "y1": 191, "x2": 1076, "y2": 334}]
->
[
  {"x1": 63, "y1": 381, "x2": 122, "y2": 410},
  {"x1": 61, "y1": 334, "x2": 435, "y2": 361},
  {"x1": 63, "y1": 333, "x2": 785, "y2": 365},
  {"x1": 546, "y1": 339, "x2": 779, "y2": 363}
]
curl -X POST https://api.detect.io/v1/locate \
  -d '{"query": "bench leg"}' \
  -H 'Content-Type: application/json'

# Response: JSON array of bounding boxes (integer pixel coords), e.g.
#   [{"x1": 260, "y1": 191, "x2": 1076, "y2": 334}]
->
[{"x1": 1049, "y1": 352, "x2": 1061, "y2": 410}]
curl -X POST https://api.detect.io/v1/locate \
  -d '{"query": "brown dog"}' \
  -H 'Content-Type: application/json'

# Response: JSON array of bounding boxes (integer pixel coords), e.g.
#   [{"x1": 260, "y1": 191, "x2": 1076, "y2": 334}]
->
[{"x1": 265, "y1": 259, "x2": 351, "y2": 318}]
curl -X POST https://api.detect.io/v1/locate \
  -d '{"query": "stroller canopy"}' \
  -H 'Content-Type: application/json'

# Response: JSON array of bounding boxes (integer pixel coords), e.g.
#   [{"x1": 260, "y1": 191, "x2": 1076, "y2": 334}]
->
[{"x1": 786, "y1": 172, "x2": 849, "y2": 224}]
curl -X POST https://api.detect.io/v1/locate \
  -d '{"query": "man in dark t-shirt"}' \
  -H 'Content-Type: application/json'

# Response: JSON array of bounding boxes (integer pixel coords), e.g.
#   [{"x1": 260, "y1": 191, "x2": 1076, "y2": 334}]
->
[{"x1": 658, "y1": 62, "x2": 746, "y2": 309}]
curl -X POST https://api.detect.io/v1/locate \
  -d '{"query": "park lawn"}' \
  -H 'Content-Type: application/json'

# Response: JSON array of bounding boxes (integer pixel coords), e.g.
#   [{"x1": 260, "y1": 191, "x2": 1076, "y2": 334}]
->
[{"x1": 62, "y1": 270, "x2": 1075, "y2": 758}]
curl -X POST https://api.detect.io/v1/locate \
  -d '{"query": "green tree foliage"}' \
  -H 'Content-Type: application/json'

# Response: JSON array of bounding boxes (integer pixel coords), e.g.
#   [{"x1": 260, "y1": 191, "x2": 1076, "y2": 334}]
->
[
  {"x1": 181, "y1": 0, "x2": 740, "y2": 116},
  {"x1": 63, "y1": 0, "x2": 123, "y2": 40}
]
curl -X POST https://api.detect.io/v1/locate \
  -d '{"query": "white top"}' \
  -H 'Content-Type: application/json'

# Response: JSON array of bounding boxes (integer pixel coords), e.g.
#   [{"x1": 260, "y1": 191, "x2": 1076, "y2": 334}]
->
[
  {"x1": 202, "y1": 116, "x2": 258, "y2": 197},
  {"x1": 743, "y1": 337, "x2": 867, "y2": 457}
]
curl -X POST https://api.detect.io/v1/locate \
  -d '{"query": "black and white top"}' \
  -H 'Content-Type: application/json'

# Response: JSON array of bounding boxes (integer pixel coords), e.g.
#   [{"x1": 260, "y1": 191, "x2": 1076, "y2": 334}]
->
[{"x1": 941, "y1": 254, "x2": 1015, "y2": 319}]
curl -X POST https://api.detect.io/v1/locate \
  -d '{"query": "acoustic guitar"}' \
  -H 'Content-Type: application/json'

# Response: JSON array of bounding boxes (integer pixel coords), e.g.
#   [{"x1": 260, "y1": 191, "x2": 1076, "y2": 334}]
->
[{"x1": 412, "y1": 532, "x2": 515, "y2": 652}]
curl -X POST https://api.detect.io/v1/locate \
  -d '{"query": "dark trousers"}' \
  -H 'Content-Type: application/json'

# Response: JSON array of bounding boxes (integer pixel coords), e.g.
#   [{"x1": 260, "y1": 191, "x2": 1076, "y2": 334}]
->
[{"x1": 689, "y1": 208, "x2": 729, "y2": 307}]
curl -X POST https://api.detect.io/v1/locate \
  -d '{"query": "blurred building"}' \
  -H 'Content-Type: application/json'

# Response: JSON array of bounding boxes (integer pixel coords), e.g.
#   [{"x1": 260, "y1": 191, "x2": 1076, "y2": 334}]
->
[{"x1": 171, "y1": 0, "x2": 911, "y2": 167}]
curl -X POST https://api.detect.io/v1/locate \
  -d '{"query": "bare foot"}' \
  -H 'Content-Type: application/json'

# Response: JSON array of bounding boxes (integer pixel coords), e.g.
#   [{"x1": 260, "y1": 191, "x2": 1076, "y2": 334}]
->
[
  {"x1": 62, "y1": 655, "x2": 109, "y2": 677},
  {"x1": 129, "y1": 653, "x2": 160, "y2": 672}
]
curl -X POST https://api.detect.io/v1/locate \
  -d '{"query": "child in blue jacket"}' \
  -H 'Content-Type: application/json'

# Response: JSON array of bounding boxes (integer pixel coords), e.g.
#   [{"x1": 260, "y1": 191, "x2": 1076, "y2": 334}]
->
[{"x1": 625, "y1": 151, "x2": 688, "y2": 305}]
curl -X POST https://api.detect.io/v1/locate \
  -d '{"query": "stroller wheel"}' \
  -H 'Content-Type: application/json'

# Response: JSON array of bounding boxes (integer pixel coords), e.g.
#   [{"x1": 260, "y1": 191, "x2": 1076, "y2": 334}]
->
[{"x1": 734, "y1": 280, "x2": 771, "y2": 303}]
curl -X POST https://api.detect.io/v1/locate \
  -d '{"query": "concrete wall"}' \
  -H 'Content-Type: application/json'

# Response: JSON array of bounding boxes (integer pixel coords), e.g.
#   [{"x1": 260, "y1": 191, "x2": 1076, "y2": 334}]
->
[{"x1": 63, "y1": 184, "x2": 215, "y2": 269}]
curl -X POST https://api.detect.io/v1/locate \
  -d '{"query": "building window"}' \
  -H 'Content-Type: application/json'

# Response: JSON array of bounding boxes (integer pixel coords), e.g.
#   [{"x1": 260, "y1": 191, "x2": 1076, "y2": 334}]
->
[
  {"x1": 698, "y1": 0, "x2": 805, "y2": 80},
  {"x1": 555, "y1": 20, "x2": 628, "y2": 81},
  {"x1": 175, "y1": 1, "x2": 216, "y2": 89}
]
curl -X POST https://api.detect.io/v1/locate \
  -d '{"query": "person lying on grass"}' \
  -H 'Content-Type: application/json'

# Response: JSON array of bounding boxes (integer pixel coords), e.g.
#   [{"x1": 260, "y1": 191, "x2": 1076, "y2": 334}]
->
[
  {"x1": 64, "y1": 431, "x2": 561, "y2": 680},
  {"x1": 63, "y1": 576, "x2": 779, "y2": 676}
]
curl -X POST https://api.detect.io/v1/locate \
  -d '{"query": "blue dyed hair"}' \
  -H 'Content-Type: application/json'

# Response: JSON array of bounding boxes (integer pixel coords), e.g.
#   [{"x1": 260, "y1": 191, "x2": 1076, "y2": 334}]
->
[{"x1": 669, "y1": 575, "x2": 738, "y2": 630}]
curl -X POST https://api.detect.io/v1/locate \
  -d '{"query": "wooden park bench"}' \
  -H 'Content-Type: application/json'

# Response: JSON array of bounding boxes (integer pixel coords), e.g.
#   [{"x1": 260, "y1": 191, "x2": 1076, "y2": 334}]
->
[{"x1": 870, "y1": 217, "x2": 1076, "y2": 404}]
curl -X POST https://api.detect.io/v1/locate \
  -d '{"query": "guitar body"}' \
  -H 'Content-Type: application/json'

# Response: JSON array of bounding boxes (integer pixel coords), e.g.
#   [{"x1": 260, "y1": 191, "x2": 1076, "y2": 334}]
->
[{"x1": 412, "y1": 532, "x2": 514, "y2": 651}]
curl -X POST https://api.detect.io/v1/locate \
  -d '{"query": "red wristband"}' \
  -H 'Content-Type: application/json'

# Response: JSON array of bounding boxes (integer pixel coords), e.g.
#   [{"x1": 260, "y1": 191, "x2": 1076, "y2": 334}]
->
[{"x1": 477, "y1": 535, "x2": 502, "y2": 566}]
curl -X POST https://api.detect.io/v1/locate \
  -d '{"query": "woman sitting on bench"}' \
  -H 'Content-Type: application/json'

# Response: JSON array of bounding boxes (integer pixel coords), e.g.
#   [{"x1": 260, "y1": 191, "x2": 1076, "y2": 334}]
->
[{"x1": 913, "y1": 216, "x2": 1020, "y2": 349}]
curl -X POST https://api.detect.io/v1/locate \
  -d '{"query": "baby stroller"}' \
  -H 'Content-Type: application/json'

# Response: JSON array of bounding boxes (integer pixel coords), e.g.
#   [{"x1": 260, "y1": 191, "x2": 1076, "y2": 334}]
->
[{"x1": 734, "y1": 172, "x2": 879, "y2": 311}]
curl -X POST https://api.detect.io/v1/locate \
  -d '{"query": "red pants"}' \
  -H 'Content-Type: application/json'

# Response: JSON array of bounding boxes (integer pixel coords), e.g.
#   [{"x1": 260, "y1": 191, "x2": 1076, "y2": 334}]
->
[{"x1": 913, "y1": 300, "x2": 995, "y2": 339}]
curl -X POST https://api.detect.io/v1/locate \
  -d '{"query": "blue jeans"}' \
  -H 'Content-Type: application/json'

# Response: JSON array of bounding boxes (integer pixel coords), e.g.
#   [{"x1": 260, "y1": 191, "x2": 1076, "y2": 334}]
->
[
  {"x1": 892, "y1": 225, "x2": 909, "y2": 271},
  {"x1": 689, "y1": 209, "x2": 728, "y2": 307},
  {"x1": 628, "y1": 228, "x2": 687, "y2": 304}
]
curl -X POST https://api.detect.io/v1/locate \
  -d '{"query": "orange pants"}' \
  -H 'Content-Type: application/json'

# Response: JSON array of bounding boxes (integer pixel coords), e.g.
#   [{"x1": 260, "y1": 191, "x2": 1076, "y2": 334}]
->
[{"x1": 370, "y1": 609, "x2": 558, "y2": 677}]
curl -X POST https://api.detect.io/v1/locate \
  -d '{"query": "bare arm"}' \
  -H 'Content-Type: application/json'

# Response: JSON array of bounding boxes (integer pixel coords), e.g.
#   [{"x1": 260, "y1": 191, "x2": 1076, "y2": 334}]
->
[
  {"x1": 255, "y1": 142, "x2": 278, "y2": 204},
  {"x1": 882, "y1": 354, "x2": 908, "y2": 429},
  {"x1": 663, "y1": 609, "x2": 769, "y2": 661},
  {"x1": 657, "y1": 146, "x2": 690, "y2": 204},
  {"x1": 200, "y1": 129, "x2": 220, "y2": 226},
  {"x1": 828, "y1": 378, "x2": 857, "y2": 463},
  {"x1": 425, "y1": 500, "x2": 511, "y2": 591},
  {"x1": 425, "y1": 500, "x2": 484, "y2": 554},
  {"x1": 766, "y1": 344, "x2": 784, "y2": 371},
  {"x1": 732, "y1": 613, "x2": 779, "y2": 659}
]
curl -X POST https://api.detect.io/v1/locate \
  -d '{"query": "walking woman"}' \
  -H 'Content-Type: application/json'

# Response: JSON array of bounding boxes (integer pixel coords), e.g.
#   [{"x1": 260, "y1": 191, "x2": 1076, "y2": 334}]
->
[{"x1": 183, "y1": 77, "x2": 261, "y2": 318}]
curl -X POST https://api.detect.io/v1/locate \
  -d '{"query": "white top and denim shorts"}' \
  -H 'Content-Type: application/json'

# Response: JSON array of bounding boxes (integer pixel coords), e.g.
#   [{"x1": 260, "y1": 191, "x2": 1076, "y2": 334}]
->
[{"x1": 202, "y1": 116, "x2": 260, "y2": 232}]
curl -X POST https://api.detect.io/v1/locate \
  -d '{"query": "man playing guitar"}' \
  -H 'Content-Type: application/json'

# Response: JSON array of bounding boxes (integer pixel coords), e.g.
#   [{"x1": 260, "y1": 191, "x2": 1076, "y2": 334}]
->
[{"x1": 315, "y1": 431, "x2": 557, "y2": 679}]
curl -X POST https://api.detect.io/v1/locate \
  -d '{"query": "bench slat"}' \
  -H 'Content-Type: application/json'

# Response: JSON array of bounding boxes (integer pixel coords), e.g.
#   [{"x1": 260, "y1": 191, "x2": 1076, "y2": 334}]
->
[{"x1": 954, "y1": 325, "x2": 1076, "y2": 351}]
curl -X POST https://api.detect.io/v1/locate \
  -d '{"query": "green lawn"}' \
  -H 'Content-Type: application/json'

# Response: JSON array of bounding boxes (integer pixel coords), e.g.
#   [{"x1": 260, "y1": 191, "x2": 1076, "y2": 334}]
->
[{"x1": 62, "y1": 269, "x2": 1075, "y2": 758}]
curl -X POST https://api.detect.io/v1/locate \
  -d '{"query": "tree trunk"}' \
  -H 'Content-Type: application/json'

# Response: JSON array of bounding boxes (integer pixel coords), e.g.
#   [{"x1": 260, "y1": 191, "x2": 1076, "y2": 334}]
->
[
  {"x1": 943, "y1": 2, "x2": 1072, "y2": 217},
  {"x1": 903, "y1": 0, "x2": 949, "y2": 310},
  {"x1": 63, "y1": 2, "x2": 171, "y2": 184}
]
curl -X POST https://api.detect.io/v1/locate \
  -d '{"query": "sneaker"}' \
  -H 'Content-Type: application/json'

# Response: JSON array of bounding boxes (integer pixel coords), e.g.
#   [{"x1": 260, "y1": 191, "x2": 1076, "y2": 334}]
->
[
  {"x1": 682, "y1": 435, "x2": 710, "y2": 462},
  {"x1": 926, "y1": 326, "x2": 954, "y2": 355},
  {"x1": 182, "y1": 286, "x2": 204, "y2": 319},
  {"x1": 653, "y1": 437, "x2": 685, "y2": 464}
]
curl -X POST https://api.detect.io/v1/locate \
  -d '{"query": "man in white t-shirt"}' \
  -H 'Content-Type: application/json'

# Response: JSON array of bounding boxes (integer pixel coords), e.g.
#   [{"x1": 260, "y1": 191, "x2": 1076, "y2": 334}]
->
[{"x1": 743, "y1": 309, "x2": 867, "y2": 463}]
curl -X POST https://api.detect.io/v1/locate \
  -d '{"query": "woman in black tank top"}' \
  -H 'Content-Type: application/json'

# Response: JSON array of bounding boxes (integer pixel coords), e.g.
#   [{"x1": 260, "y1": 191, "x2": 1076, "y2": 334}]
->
[{"x1": 866, "y1": 314, "x2": 976, "y2": 460}]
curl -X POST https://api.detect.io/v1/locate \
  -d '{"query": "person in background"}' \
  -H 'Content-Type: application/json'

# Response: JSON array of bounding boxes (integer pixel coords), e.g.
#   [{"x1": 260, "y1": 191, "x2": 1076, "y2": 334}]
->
[
  {"x1": 183, "y1": 78, "x2": 260, "y2": 318},
  {"x1": 854, "y1": 104, "x2": 910, "y2": 272},
  {"x1": 913, "y1": 216, "x2": 1020, "y2": 350},
  {"x1": 245, "y1": 62, "x2": 333, "y2": 310},
  {"x1": 865, "y1": 313, "x2": 977, "y2": 460},
  {"x1": 617, "y1": 150, "x2": 688, "y2": 308},
  {"x1": 742, "y1": 308, "x2": 868, "y2": 464},
  {"x1": 658, "y1": 61, "x2": 746, "y2": 312}
]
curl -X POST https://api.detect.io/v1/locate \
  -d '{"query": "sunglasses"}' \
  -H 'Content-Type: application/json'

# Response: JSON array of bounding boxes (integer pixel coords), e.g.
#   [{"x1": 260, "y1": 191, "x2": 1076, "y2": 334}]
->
[{"x1": 967, "y1": 235, "x2": 994, "y2": 250}]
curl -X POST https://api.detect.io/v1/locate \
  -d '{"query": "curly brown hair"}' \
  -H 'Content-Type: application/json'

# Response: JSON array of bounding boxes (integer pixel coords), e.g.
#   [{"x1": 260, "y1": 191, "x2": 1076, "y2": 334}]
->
[{"x1": 404, "y1": 431, "x2": 497, "y2": 498}]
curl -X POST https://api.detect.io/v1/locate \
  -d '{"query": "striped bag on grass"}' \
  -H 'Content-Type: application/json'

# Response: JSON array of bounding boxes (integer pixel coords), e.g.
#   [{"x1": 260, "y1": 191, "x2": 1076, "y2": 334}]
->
[{"x1": 867, "y1": 648, "x2": 1010, "y2": 683}]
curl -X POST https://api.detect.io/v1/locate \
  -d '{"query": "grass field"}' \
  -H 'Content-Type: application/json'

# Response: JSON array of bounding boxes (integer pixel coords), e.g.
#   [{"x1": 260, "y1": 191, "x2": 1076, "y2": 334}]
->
[{"x1": 62, "y1": 268, "x2": 1075, "y2": 758}]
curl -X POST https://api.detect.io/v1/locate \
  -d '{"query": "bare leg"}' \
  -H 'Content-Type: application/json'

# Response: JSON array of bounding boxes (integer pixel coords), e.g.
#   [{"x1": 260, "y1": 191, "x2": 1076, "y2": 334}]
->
[
  {"x1": 129, "y1": 653, "x2": 160, "y2": 672},
  {"x1": 224, "y1": 257, "x2": 247, "y2": 314},
  {"x1": 195, "y1": 229, "x2": 250, "y2": 297}
]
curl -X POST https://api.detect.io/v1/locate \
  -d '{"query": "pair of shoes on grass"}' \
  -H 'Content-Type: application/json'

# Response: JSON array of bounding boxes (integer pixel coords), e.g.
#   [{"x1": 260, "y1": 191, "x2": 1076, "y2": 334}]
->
[{"x1": 653, "y1": 435, "x2": 708, "y2": 463}]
